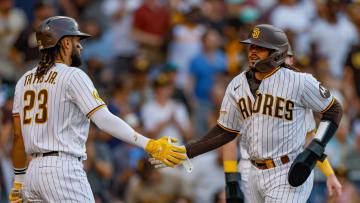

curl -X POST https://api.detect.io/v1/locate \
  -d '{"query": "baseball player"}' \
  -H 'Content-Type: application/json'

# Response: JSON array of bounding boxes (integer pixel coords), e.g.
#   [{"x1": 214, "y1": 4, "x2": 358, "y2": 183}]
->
[
  {"x1": 8, "y1": 16, "x2": 186, "y2": 203},
  {"x1": 222, "y1": 47, "x2": 342, "y2": 202},
  {"x1": 152, "y1": 24, "x2": 343, "y2": 203}
]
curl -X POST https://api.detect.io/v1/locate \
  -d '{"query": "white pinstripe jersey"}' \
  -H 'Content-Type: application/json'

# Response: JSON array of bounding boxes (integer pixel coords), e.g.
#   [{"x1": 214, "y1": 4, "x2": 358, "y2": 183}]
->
[
  {"x1": 239, "y1": 108, "x2": 316, "y2": 160},
  {"x1": 218, "y1": 67, "x2": 334, "y2": 159},
  {"x1": 12, "y1": 63, "x2": 105, "y2": 159}
]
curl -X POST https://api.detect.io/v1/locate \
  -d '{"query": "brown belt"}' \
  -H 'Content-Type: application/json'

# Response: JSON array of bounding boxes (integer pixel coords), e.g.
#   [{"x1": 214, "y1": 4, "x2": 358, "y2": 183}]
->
[
  {"x1": 250, "y1": 155, "x2": 290, "y2": 170},
  {"x1": 32, "y1": 151, "x2": 81, "y2": 161}
]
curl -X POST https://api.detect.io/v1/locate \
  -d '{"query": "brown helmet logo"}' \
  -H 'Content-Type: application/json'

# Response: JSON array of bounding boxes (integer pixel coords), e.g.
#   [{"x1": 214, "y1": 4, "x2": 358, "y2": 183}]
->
[{"x1": 252, "y1": 28, "x2": 260, "y2": 39}]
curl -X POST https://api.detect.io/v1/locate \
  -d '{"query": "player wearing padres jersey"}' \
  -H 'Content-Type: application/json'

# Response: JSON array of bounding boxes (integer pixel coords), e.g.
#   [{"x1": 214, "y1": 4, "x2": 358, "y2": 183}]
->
[
  {"x1": 149, "y1": 24, "x2": 343, "y2": 203},
  {"x1": 8, "y1": 16, "x2": 186, "y2": 203},
  {"x1": 222, "y1": 48, "x2": 342, "y2": 203},
  {"x1": 223, "y1": 108, "x2": 342, "y2": 203}
]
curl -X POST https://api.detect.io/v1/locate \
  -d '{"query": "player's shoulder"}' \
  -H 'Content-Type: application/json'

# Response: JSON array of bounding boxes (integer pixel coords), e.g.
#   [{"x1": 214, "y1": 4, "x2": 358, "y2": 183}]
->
[
  {"x1": 63, "y1": 66, "x2": 90, "y2": 80},
  {"x1": 229, "y1": 71, "x2": 246, "y2": 85},
  {"x1": 279, "y1": 66, "x2": 313, "y2": 79},
  {"x1": 16, "y1": 67, "x2": 37, "y2": 85}
]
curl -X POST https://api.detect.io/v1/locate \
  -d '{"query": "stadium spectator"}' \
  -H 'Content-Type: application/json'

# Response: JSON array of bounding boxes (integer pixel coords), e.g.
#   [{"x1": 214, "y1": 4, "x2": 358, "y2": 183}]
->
[
  {"x1": 345, "y1": 122, "x2": 360, "y2": 180},
  {"x1": 0, "y1": 0, "x2": 27, "y2": 83},
  {"x1": 141, "y1": 73, "x2": 191, "y2": 144},
  {"x1": 81, "y1": 18, "x2": 116, "y2": 89},
  {"x1": 131, "y1": 0, "x2": 171, "y2": 66},
  {"x1": 58, "y1": 0, "x2": 108, "y2": 27},
  {"x1": 299, "y1": 0, "x2": 358, "y2": 80},
  {"x1": 125, "y1": 159, "x2": 193, "y2": 203},
  {"x1": 10, "y1": 0, "x2": 54, "y2": 71},
  {"x1": 167, "y1": 6, "x2": 205, "y2": 92},
  {"x1": 190, "y1": 29, "x2": 227, "y2": 135},
  {"x1": 163, "y1": 63, "x2": 192, "y2": 114},
  {"x1": 186, "y1": 148, "x2": 226, "y2": 203},
  {"x1": 102, "y1": 0, "x2": 142, "y2": 74}
]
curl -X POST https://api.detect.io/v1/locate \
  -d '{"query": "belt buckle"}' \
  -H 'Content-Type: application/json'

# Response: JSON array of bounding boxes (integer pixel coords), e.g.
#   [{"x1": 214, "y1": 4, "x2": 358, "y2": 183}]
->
[{"x1": 266, "y1": 160, "x2": 274, "y2": 169}]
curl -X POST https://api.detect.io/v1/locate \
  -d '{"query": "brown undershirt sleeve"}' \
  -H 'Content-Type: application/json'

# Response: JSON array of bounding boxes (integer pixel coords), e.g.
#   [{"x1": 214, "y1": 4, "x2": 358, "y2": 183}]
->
[
  {"x1": 185, "y1": 125, "x2": 238, "y2": 159},
  {"x1": 321, "y1": 99, "x2": 342, "y2": 126}
]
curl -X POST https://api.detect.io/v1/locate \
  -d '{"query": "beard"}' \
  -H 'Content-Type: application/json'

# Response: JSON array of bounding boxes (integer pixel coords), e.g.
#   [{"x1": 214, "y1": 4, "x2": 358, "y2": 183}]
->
[{"x1": 70, "y1": 44, "x2": 82, "y2": 67}]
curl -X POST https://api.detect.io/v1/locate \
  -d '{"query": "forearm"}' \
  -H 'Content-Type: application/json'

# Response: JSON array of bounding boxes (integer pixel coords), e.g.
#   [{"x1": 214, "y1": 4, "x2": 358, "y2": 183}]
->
[
  {"x1": 12, "y1": 117, "x2": 26, "y2": 169},
  {"x1": 185, "y1": 125, "x2": 238, "y2": 158},
  {"x1": 314, "y1": 99, "x2": 343, "y2": 145},
  {"x1": 90, "y1": 107, "x2": 150, "y2": 149},
  {"x1": 12, "y1": 136, "x2": 27, "y2": 169},
  {"x1": 223, "y1": 138, "x2": 238, "y2": 173}
]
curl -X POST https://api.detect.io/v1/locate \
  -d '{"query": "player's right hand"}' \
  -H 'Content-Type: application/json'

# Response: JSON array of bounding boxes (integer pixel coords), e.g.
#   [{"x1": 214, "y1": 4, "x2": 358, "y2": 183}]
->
[
  {"x1": 148, "y1": 156, "x2": 167, "y2": 168},
  {"x1": 225, "y1": 172, "x2": 244, "y2": 203},
  {"x1": 144, "y1": 137, "x2": 186, "y2": 167},
  {"x1": 9, "y1": 182, "x2": 23, "y2": 203},
  {"x1": 327, "y1": 173, "x2": 342, "y2": 197}
]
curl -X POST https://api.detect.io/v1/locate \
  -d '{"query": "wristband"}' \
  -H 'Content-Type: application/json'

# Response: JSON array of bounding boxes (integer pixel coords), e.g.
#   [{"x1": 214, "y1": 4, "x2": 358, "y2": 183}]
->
[
  {"x1": 316, "y1": 158, "x2": 334, "y2": 177},
  {"x1": 14, "y1": 167, "x2": 26, "y2": 184},
  {"x1": 224, "y1": 160, "x2": 238, "y2": 173}
]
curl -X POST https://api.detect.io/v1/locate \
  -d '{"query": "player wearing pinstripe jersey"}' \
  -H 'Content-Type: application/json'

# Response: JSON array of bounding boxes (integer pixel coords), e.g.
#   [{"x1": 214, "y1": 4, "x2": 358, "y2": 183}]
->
[
  {"x1": 9, "y1": 16, "x2": 187, "y2": 203},
  {"x1": 151, "y1": 24, "x2": 343, "y2": 203},
  {"x1": 222, "y1": 47, "x2": 342, "y2": 203}
]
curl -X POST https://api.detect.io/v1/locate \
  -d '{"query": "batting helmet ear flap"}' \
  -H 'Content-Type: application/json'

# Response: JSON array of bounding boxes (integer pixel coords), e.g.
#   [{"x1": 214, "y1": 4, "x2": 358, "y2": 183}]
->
[{"x1": 252, "y1": 48, "x2": 287, "y2": 73}]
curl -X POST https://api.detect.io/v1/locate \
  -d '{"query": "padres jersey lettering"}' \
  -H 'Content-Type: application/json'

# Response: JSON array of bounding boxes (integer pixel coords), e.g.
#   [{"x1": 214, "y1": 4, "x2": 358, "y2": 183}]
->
[
  {"x1": 218, "y1": 67, "x2": 334, "y2": 159},
  {"x1": 237, "y1": 93, "x2": 294, "y2": 120},
  {"x1": 12, "y1": 63, "x2": 105, "y2": 159}
]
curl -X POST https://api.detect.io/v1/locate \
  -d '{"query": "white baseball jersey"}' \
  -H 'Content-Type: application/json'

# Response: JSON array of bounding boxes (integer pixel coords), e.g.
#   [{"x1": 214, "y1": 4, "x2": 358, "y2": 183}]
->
[
  {"x1": 218, "y1": 66, "x2": 334, "y2": 160},
  {"x1": 238, "y1": 108, "x2": 316, "y2": 203},
  {"x1": 12, "y1": 63, "x2": 105, "y2": 159}
]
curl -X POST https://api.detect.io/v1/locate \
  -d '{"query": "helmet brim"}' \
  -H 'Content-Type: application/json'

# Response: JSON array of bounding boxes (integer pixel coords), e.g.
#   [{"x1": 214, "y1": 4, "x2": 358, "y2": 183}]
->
[
  {"x1": 240, "y1": 38, "x2": 279, "y2": 50},
  {"x1": 78, "y1": 32, "x2": 91, "y2": 40}
]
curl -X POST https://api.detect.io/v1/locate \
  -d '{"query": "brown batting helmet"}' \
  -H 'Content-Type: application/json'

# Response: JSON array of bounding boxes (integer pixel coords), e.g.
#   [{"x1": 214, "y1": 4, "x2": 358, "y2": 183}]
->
[
  {"x1": 36, "y1": 16, "x2": 91, "y2": 50},
  {"x1": 240, "y1": 24, "x2": 289, "y2": 72}
]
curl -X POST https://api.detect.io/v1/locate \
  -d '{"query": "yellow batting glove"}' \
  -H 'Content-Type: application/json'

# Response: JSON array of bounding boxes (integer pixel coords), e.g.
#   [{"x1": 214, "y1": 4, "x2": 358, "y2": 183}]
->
[
  {"x1": 145, "y1": 137, "x2": 186, "y2": 167},
  {"x1": 9, "y1": 182, "x2": 23, "y2": 203}
]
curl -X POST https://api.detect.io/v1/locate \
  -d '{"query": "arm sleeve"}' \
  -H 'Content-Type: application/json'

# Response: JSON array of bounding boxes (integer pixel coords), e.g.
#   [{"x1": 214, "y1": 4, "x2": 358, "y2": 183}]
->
[
  {"x1": 300, "y1": 74, "x2": 334, "y2": 113},
  {"x1": 217, "y1": 80, "x2": 242, "y2": 133},
  {"x1": 12, "y1": 79, "x2": 22, "y2": 116},
  {"x1": 185, "y1": 125, "x2": 237, "y2": 158},
  {"x1": 67, "y1": 69, "x2": 106, "y2": 118},
  {"x1": 90, "y1": 107, "x2": 150, "y2": 149}
]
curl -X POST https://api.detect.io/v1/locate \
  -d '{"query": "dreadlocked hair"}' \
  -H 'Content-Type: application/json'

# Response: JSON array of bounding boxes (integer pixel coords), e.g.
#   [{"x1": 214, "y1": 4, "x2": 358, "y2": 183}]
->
[{"x1": 35, "y1": 44, "x2": 63, "y2": 78}]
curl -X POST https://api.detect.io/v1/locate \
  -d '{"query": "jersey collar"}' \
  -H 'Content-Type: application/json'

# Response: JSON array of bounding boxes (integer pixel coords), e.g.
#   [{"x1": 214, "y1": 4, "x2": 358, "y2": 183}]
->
[{"x1": 263, "y1": 66, "x2": 281, "y2": 79}]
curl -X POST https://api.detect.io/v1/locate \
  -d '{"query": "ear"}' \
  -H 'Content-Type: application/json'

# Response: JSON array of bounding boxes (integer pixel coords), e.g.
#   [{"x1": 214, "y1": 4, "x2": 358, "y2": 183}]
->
[{"x1": 61, "y1": 37, "x2": 72, "y2": 50}]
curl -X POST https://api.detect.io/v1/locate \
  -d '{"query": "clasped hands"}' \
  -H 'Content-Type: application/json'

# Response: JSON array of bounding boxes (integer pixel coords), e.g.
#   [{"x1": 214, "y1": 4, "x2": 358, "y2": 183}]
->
[{"x1": 145, "y1": 137, "x2": 187, "y2": 168}]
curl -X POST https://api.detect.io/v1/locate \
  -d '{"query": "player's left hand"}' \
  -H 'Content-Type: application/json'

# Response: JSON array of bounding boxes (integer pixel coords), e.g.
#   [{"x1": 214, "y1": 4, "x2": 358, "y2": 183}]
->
[
  {"x1": 288, "y1": 139, "x2": 325, "y2": 187},
  {"x1": 225, "y1": 172, "x2": 244, "y2": 203},
  {"x1": 9, "y1": 182, "x2": 23, "y2": 203},
  {"x1": 327, "y1": 173, "x2": 342, "y2": 197}
]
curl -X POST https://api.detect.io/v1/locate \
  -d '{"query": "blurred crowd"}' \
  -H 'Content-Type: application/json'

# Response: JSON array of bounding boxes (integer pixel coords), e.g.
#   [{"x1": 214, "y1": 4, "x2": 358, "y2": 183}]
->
[{"x1": 1, "y1": 0, "x2": 360, "y2": 202}]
